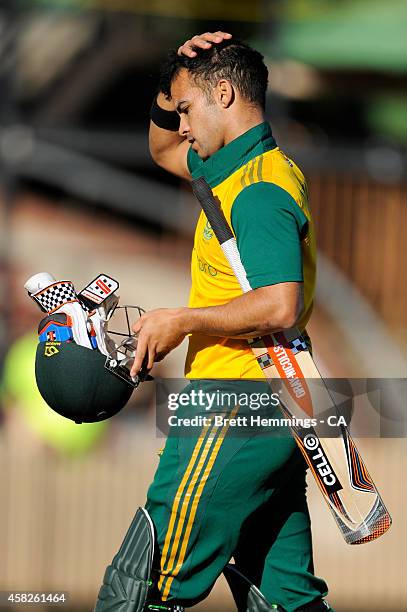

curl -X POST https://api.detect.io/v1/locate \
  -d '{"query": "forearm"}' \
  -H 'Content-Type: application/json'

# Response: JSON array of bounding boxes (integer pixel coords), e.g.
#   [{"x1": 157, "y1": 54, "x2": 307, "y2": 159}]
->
[
  {"x1": 149, "y1": 92, "x2": 183, "y2": 162},
  {"x1": 180, "y1": 286, "x2": 301, "y2": 339}
]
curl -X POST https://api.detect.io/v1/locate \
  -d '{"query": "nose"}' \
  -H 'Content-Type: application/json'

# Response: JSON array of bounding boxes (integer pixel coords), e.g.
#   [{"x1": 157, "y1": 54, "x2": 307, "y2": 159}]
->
[{"x1": 178, "y1": 114, "x2": 190, "y2": 138}]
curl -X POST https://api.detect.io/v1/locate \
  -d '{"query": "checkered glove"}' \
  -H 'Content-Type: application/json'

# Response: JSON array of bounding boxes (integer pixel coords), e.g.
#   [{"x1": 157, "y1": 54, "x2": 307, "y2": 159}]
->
[{"x1": 25, "y1": 272, "x2": 94, "y2": 350}]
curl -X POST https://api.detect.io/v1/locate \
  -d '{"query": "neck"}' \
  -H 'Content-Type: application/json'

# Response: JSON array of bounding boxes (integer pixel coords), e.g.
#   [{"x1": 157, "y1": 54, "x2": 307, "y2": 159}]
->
[{"x1": 223, "y1": 107, "x2": 266, "y2": 146}]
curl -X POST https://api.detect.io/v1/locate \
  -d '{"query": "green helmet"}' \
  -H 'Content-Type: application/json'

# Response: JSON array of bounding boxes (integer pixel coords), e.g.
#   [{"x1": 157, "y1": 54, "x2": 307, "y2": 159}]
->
[
  {"x1": 26, "y1": 272, "x2": 149, "y2": 425},
  {"x1": 35, "y1": 341, "x2": 134, "y2": 424}
]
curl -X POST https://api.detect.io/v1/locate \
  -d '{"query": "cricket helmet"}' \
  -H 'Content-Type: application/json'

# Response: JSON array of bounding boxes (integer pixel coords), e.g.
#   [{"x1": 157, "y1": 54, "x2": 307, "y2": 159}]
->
[
  {"x1": 35, "y1": 336, "x2": 134, "y2": 424},
  {"x1": 27, "y1": 273, "x2": 150, "y2": 424}
]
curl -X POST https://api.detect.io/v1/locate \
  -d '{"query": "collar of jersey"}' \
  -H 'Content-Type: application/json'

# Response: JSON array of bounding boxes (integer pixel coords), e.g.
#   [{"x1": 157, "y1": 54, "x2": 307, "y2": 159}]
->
[{"x1": 191, "y1": 121, "x2": 276, "y2": 188}]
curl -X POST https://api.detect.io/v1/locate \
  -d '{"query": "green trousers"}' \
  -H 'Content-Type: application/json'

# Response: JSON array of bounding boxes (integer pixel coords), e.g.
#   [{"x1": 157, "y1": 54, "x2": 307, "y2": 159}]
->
[{"x1": 146, "y1": 381, "x2": 328, "y2": 611}]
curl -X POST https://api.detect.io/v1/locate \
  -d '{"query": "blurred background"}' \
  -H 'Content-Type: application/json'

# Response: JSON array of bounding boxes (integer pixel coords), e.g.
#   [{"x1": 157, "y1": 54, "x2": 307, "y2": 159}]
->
[{"x1": 0, "y1": 0, "x2": 406, "y2": 610}]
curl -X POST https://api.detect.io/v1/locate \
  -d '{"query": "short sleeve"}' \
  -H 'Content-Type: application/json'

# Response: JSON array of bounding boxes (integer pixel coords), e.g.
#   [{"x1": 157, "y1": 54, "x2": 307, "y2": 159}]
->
[
  {"x1": 230, "y1": 182, "x2": 308, "y2": 289},
  {"x1": 187, "y1": 147, "x2": 204, "y2": 175}
]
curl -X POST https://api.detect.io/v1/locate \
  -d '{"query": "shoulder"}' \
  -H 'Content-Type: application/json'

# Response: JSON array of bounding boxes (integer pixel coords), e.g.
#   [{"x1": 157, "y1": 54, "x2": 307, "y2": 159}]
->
[
  {"x1": 234, "y1": 180, "x2": 296, "y2": 205},
  {"x1": 231, "y1": 181, "x2": 308, "y2": 232}
]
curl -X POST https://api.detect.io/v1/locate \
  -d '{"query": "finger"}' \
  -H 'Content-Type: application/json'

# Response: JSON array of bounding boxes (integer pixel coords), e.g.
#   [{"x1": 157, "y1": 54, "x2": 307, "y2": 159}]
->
[
  {"x1": 190, "y1": 34, "x2": 217, "y2": 47},
  {"x1": 178, "y1": 39, "x2": 198, "y2": 57},
  {"x1": 178, "y1": 47, "x2": 197, "y2": 58},
  {"x1": 213, "y1": 31, "x2": 232, "y2": 38},
  {"x1": 132, "y1": 318, "x2": 142, "y2": 334},
  {"x1": 178, "y1": 42, "x2": 201, "y2": 58},
  {"x1": 178, "y1": 39, "x2": 190, "y2": 53},
  {"x1": 147, "y1": 344, "x2": 156, "y2": 370},
  {"x1": 195, "y1": 32, "x2": 232, "y2": 43},
  {"x1": 131, "y1": 335, "x2": 148, "y2": 377}
]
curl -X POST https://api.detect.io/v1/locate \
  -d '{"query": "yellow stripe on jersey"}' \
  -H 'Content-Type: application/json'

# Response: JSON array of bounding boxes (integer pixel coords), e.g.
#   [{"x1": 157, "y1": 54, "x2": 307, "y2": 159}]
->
[{"x1": 247, "y1": 158, "x2": 256, "y2": 185}]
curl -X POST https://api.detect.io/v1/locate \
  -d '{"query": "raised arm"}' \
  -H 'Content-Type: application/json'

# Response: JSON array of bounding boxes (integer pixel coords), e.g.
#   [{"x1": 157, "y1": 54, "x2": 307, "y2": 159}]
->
[
  {"x1": 149, "y1": 31, "x2": 232, "y2": 179},
  {"x1": 149, "y1": 92, "x2": 191, "y2": 179}
]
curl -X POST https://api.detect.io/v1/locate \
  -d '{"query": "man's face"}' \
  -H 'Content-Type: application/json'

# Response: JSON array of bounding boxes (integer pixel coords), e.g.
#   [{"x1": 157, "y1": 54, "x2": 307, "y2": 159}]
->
[{"x1": 171, "y1": 68, "x2": 225, "y2": 160}]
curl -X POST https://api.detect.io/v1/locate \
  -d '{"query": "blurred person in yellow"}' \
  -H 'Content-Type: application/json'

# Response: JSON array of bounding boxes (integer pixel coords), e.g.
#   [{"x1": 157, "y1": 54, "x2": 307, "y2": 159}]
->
[{"x1": 95, "y1": 33, "x2": 332, "y2": 612}]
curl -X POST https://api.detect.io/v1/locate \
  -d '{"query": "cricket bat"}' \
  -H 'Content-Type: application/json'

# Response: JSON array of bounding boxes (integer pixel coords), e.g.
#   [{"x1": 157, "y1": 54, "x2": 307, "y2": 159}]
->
[{"x1": 191, "y1": 176, "x2": 391, "y2": 545}]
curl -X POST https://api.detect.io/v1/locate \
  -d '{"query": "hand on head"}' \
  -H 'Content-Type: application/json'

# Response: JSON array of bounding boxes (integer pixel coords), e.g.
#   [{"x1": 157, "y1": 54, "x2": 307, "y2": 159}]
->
[{"x1": 178, "y1": 31, "x2": 232, "y2": 58}]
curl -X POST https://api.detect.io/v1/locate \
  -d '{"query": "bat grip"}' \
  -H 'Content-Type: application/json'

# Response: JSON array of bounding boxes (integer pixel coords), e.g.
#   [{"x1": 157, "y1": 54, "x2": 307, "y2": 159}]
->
[
  {"x1": 191, "y1": 176, "x2": 252, "y2": 293},
  {"x1": 191, "y1": 177, "x2": 234, "y2": 244}
]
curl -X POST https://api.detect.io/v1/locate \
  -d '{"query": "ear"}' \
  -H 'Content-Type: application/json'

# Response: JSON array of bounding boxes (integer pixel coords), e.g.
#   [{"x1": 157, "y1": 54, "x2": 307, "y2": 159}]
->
[{"x1": 215, "y1": 79, "x2": 234, "y2": 109}]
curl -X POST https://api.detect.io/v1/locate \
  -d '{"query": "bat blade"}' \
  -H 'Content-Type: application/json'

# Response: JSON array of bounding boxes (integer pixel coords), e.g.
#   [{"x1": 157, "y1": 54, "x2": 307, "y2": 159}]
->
[
  {"x1": 253, "y1": 332, "x2": 391, "y2": 543},
  {"x1": 191, "y1": 176, "x2": 391, "y2": 544}
]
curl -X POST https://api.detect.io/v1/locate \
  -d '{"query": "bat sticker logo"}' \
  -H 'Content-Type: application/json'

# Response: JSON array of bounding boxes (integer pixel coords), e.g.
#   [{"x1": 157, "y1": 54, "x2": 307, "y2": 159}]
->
[
  {"x1": 303, "y1": 434, "x2": 342, "y2": 493},
  {"x1": 303, "y1": 434, "x2": 319, "y2": 451}
]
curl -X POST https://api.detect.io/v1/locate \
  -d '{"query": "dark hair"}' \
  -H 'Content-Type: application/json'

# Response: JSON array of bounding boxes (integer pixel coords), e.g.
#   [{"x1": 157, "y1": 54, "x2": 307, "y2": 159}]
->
[{"x1": 159, "y1": 39, "x2": 268, "y2": 110}]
